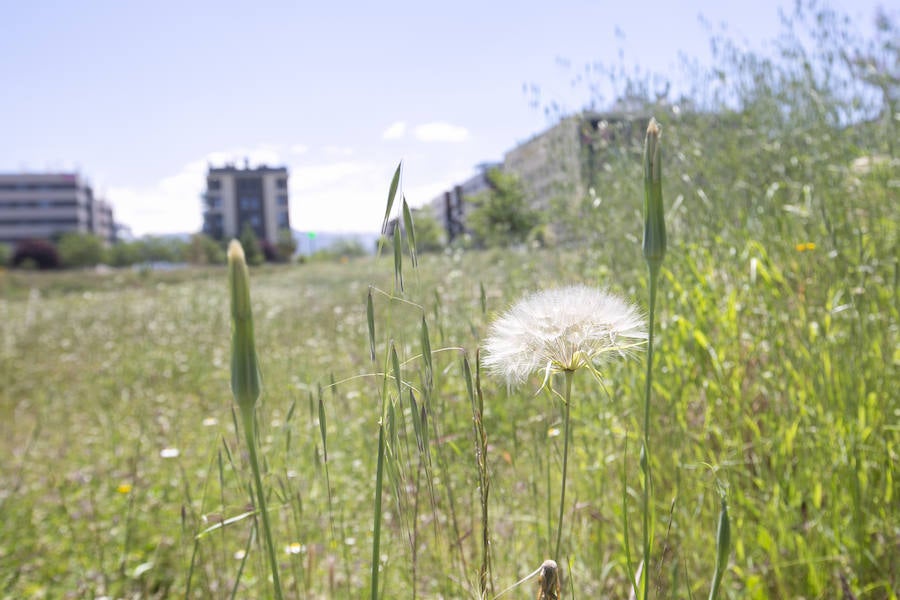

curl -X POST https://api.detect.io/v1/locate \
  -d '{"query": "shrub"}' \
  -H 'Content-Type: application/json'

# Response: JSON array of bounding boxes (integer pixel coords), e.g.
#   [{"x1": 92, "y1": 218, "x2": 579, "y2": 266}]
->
[
  {"x1": 57, "y1": 232, "x2": 106, "y2": 268},
  {"x1": 185, "y1": 233, "x2": 225, "y2": 265},
  {"x1": 12, "y1": 239, "x2": 60, "y2": 270},
  {"x1": 239, "y1": 224, "x2": 264, "y2": 266}
]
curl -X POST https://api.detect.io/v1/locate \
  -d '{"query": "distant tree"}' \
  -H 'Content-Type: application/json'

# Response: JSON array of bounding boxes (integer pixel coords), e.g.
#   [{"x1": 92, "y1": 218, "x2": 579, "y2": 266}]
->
[
  {"x1": 107, "y1": 241, "x2": 141, "y2": 267},
  {"x1": 466, "y1": 169, "x2": 541, "y2": 247},
  {"x1": 12, "y1": 239, "x2": 60, "y2": 270},
  {"x1": 312, "y1": 239, "x2": 367, "y2": 261},
  {"x1": 410, "y1": 210, "x2": 445, "y2": 253},
  {"x1": 275, "y1": 228, "x2": 298, "y2": 262},
  {"x1": 239, "y1": 224, "x2": 264, "y2": 266},
  {"x1": 57, "y1": 232, "x2": 106, "y2": 268},
  {"x1": 0, "y1": 243, "x2": 10, "y2": 267},
  {"x1": 133, "y1": 236, "x2": 187, "y2": 264},
  {"x1": 186, "y1": 233, "x2": 225, "y2": 265}
]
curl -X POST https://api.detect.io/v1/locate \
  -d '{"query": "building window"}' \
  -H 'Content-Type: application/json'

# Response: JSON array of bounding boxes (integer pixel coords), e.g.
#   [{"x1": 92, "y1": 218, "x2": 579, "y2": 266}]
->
[
  {"x1": 276, "y1": 178, "x2": 287, "y2": 190},
  {"x1": 277, "y1": 194, "x2": 288, "y2": 207},
  {"x1": 204, "y1": 214, "x2": 224, "y2": 239},
  {"x1": 206, "y1": 195, "x2": 222, "y2": 210},
  {"x1": 239, "y1": 197, "x2": 260, "y2": 211},
  {"x1": 207, "y1": 179, "x2": 222, "y2": 191},
  {"x1": 277, "y1": 210, "x2": 290, "y2": 228}
]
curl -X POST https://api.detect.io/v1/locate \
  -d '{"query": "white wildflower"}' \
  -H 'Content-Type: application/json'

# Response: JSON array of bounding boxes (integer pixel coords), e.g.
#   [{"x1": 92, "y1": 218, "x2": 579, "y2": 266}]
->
[{"x1": 482, "y1": 285, "x2": 646, "y2": 386}]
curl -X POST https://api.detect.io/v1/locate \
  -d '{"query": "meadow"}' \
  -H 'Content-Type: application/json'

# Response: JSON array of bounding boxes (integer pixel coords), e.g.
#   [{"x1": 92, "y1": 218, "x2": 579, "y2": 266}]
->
[
  {"x1": 1, "y1": 138, "x2": 896, "y2": 599},
  {"x1": 2, "y1": 5, "x2": 899, "y2": 596}
]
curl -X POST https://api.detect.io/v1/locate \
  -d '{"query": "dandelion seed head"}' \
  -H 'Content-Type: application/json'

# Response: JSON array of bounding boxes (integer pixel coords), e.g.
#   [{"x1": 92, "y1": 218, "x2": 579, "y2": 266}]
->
[{"x1": 482, "y1": 285, "x2": 646, "y2": 386}]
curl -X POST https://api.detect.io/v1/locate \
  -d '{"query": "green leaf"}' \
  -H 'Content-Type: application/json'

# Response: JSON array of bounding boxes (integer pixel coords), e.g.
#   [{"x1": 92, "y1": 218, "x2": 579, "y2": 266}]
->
[
  {"x1": 367, "y1": 287, "x2": 376, "y2": 362},
  {"x1": 393, "y1": 226, "x2": 403, "y2": 292},
  {"x1": 420, "y1": 316, "x2": 432, "y2": 390},
  {"x1": 381, "y1": 162, "x2": 402, "y2": 235},
  {"x1": 402, "y1": 196, "x2": 418, "y2": 268},
  {"x1": 318, "y1": 393, "x2": 328, "y2": 463},
  {"x1": 376, "y1": 161, "x2": 402, "y2": 258},
  {"x1": 390, "y1": 341, "x2": 402, "y2": 400}
]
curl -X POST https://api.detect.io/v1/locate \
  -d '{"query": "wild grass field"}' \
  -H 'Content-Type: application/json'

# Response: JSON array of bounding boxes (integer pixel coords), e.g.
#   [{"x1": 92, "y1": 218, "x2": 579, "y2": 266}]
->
[
  {"x1": 1, "y1": 138, "x2": 896, "y2": 599},
  {"x1": 2, "y1": 4, "x2": 899, "y2": 598}
]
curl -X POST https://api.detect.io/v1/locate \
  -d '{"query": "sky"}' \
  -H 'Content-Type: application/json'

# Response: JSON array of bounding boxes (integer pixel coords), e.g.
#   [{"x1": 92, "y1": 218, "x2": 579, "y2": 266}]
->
[{"x1": 0, "y1": 0, "x2": 888, "y2": 236}]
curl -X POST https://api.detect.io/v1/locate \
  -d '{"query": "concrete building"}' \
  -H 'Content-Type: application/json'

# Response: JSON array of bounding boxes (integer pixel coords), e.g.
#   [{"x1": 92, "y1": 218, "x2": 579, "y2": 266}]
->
[
  {"x1": 0, "y1": 172, "x2": 116, "y2": 245},
  {"x1": 503, "y1": 111, "x2": 647, "y2": 213},
  {"x1": 202, "y1": 163, "x2": 290, "y2": 245}
]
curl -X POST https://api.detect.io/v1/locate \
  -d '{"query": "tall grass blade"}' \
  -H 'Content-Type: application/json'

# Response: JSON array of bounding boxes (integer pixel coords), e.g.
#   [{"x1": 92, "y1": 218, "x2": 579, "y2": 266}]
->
[
  {"x1": 370, "y1": 422, "x2": 386, "y2": 600},
  {"x1": 393, "y1": 226, "x2": 404, "y2": 292},
  {"x1": 367, "y1": 287, "x2": 377, "y2": 362},
  {"x1": 402, "y1": 196, "x2": 418, "y2": 268},
  {"x1": 381, "y1": 162, "x2": 402, "y2": 235},
  {"x1": 708, "y1": 497, "x2": 731, "y2": 600}
]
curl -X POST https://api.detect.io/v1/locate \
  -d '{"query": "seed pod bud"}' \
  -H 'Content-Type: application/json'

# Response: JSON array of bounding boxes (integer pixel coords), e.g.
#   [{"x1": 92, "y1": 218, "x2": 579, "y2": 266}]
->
[
  {"x1": 642, "y1": 118, "x2": 667, "y2": 267},
  {"x1": 228, "y1": 239, "x2": 261, "y2": 412}
]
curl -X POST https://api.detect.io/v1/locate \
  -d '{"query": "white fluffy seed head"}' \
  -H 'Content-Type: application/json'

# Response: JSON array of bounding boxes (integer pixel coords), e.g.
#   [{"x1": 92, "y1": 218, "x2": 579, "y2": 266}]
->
[{"x1": 481, "y1": 285, "x2": 647, "y2": 386}]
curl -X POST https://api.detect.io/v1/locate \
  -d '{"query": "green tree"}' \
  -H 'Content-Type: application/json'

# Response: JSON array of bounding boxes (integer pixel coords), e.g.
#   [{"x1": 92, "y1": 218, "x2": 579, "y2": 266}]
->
[
  {"x1": 108, "y1": 241, "x2": 141, "y2": 267},
  {"x1": 186, "y1": 233, "x2": 225, "y2": 265},
  {"x1": 275, "y1": 229, "x2": 298, "y2": 262},
  {"x1": 130, "y1": 236, "x2": 187, "y2": 263},
  {"x1": 410, "y1": 209, "x2": 445, "y2": 253},
  {"x1": 466, "y1": 169, "x2": 540, "y2": 247},
  {"x1": 57, "y1": 232, "x2": 106, "y2": 268},
  {"x1": 312, "y1": 239, "x2": 367, "y2": 262},
  {"x1": 239, "y1": 224, "x2": 264, "y2": 266}
]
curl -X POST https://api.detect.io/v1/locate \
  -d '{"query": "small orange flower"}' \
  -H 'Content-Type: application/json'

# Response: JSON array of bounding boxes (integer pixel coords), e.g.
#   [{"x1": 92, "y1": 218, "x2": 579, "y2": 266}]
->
[{"x1": 795, "y1": 242, "x2": 816, "y2": 252}]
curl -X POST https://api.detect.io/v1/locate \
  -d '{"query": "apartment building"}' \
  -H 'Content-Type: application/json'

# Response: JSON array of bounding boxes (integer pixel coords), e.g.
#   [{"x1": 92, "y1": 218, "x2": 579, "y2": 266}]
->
[
  {"x1": 202, "y1": 163, "x2": 290, "y2": 245},
  {"x1": 0, "y1": 172, "x2": 116, "y2": 245}
]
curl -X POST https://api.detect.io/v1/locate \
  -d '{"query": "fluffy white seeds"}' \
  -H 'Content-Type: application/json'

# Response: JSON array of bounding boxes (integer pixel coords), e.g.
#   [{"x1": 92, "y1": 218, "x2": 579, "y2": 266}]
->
[{"x1": 482, "y1": 285, "x2": 647, "y2": 386}]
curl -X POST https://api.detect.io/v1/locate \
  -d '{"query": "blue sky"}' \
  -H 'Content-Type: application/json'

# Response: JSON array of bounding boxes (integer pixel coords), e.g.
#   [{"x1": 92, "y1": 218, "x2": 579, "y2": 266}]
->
[{"x1": 0, "y1": 0, "x2": 887, "y2": 235}]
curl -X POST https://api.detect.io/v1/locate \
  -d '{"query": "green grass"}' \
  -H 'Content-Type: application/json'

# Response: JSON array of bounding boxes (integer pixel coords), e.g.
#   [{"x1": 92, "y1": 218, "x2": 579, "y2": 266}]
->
[{"x1": 1, "y1": 189, "x2": 896, "y2": 598}]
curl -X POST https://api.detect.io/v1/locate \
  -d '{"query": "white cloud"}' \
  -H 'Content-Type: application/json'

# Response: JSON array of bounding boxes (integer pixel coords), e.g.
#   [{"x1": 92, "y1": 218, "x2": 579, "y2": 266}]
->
[
  {"x1": 290, "y1": 144, "x2": 309, "y2": 154},
  {"x1": 292, "y1": 161, "x2": 376, "y2": 191},
  {"x1": 290, "y1": 161, "x2": 392, "y2": 232},
  {"x1": 382, "y1": 121, "x2": 407, "y2": 140},
  {"x1": 413, "y1": 122, "x2": 470, "y2": 143}
]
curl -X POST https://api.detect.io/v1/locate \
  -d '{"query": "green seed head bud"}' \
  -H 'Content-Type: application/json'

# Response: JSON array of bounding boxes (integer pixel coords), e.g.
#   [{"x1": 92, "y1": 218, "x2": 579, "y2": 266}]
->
[
  {"x1": 228, "y1": 239, "x2": 261, "y2": 412},
  {"x1": 715, "y1": 497, "x2": 731, "y2": 572},
  {"x1": 642, "y1": 118, "x2": 667, "y2": 267}
]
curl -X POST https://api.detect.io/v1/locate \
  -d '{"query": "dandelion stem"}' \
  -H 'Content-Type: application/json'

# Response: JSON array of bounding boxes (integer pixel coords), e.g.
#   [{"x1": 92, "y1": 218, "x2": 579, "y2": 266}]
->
[
  {"x1": 641, "y1": 261, "x2": 660, "y2": 600},
  {"x1": 554, "y1": 369, "x2": 575, "y2": 562},
  {"x1": 640, "y1": 116, "x2": 665, "y2": 600}
]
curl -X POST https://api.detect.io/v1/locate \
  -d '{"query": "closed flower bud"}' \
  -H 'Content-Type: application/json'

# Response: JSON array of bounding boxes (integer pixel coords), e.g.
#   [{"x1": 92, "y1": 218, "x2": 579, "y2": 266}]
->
[
  {"x1": 643, "y1": 118, "x2": 667, "y2": 267},
  {"x1": 228, "y1": 240, "x2": 261, "y2": 412}
]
